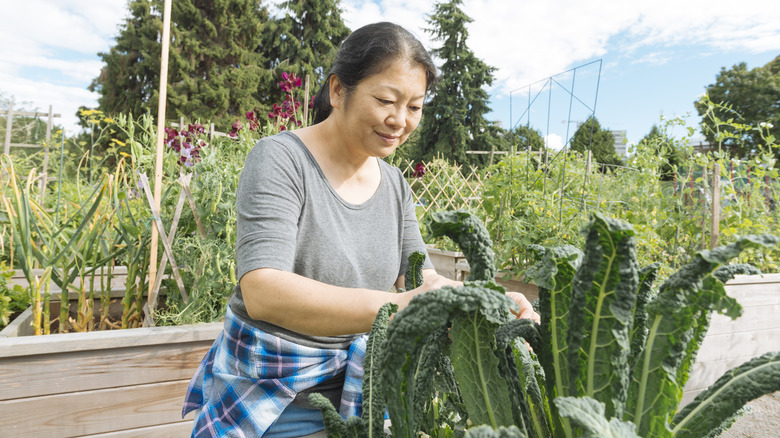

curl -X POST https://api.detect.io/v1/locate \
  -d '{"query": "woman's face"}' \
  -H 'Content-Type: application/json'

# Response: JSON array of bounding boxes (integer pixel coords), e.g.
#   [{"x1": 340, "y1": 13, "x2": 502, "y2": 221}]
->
[{"x1": 331, "y1": 58, "x2": 427, "y2": 158}]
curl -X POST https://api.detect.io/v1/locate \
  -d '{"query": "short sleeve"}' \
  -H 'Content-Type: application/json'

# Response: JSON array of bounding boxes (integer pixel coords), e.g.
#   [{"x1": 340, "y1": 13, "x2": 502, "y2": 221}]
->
[
  {"x1": 396, "y1": 169, "x2": 435, "y2": 277},
  {"x1": 235, "y1": 137, "x2": 304, "y2": 281}
]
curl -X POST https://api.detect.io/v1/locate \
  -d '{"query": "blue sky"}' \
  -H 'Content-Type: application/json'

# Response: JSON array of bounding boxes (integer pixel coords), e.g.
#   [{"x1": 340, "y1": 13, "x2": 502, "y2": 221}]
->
[{"x1": 1, "y1": 0, "x2": 778, "y2": 148}]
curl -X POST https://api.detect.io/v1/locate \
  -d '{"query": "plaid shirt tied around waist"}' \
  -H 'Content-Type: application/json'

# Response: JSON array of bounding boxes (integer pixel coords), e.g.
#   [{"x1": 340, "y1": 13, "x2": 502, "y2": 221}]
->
[{"x1": 182, "y1": 306, "x2": 367, "y2": 437}]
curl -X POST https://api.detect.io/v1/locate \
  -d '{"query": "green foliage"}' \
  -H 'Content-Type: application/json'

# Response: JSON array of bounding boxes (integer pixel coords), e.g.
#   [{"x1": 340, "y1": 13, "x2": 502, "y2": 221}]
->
[
  {"x1": 261, "y1": 0, "x2": 349, "y2": 105},
  {"x1": 695, "y1": 56, "x2": 780, "y2": 160},
  {"x1": 569, "y1": 116, "x2": 623, "y2": 169},
  {"x1": 427, "y1": 210, "x2": 496, "y2": 281},
  {"x1": 0, "y1": 261, "x2": 26, "y2": 329},
  {"x1": 418, "y1": 0, "x2": 497, "y2": 166},
  {"x1": 311, "y1": 210, "x2": 778, "y2": 436},
  {"x1": 92, "y1": 0, "x2": 271, "y2": 130},
  {"x1": 405, "y1": 251, "x2": 427, "y2": 290}
]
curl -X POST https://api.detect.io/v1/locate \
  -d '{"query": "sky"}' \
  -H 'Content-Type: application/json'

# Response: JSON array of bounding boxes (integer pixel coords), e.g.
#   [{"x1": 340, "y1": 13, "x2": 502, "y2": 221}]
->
[{"x1": 1, "y1": 0, "x2": 778, "y2": 149}]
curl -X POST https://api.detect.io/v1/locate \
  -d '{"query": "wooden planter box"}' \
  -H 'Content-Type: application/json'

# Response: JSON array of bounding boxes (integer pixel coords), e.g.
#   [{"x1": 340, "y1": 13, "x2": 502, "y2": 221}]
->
[
  {"x1": 681, "y1": 273, "x2": 780, "y2": 405},
  {"x1": 0, "y1": 268, "x2": 222, "y2": 437},
  {"x1": 427, "y1": 246, "x2": 539, "y2": 301}
]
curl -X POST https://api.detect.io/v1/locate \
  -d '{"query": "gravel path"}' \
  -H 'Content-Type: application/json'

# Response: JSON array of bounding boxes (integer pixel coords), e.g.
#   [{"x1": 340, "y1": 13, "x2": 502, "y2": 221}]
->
[{"x1": 718, "y1": 392, "x2": 780, "y2": 437}]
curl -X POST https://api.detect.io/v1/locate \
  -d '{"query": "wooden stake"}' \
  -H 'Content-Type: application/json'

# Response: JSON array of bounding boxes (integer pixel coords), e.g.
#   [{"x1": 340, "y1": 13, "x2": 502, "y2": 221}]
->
[
  {"x1": 711, "y1": 162, "x2": 720, "y2": 249},
  {"x1": 148, "y1": 0, "x2": 173, "y2": 298},
  {"x1": 303, "y1": 74, "x2": 310, "y2": 125},
  {"x1": 39, "y1": 105, "x2": 53, "y2": 205},
  {"x1": 3, "y1": 102, "x2": 13, "y2": 155}
]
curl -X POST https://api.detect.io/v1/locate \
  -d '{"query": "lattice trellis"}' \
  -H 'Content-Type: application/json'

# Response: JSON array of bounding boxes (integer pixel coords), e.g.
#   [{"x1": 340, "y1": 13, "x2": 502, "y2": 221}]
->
[{"x1": 398, "y1": 159, "x2": 486, "y2": 214}]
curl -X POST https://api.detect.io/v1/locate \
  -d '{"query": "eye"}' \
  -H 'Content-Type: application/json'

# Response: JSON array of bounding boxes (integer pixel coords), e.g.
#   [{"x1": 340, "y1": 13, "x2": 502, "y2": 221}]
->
[
  {"x1": 376, "y1": 98, "x2": 393, "y2": 105},
  {"x1": 409, "y1": 105, "x2": 422, "y2": 113}
]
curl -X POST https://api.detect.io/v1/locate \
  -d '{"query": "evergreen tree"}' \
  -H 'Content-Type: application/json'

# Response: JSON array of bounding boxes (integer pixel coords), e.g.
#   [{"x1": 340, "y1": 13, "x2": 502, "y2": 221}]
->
[
  {"x1": 90, "y1": 0, "x2": 272, "y2": 130},
  {"x1": 417, "y1": 0, "x2": 497, "y2": 165},
  {"x1": 262, "y1": 0, "x2": 350, "y2": 105},
  {"x1": 570, "y1": 116, "x2": 623, "y2": 170},
  {"x1": 636, "y1": 124, "x2": 683, "y2": 181},
  {"x1": 89, "y1": 0, "x2": 163, "y2": 119}
]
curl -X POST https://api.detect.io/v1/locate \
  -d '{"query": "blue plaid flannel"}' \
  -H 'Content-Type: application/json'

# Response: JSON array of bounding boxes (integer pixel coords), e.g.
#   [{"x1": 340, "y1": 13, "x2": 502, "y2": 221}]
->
[{"x1": 182, "y1": 306, "x2": 367, "y2": 437}]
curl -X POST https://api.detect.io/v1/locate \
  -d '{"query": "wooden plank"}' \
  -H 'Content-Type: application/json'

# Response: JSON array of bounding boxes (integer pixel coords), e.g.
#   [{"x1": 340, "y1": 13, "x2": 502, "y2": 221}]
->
[
  {"x1": 455, "y1": 261, "x2": 539, "y2": 302},
  {"x1": 0, "y1": 306, "x2": 32, "y2": 338},
  {"x1": 695, "y1": 328, "x2": 780, "y2": 363},
  {"x1": 0, "y1": 110, "x2": 61, "y2": 118},
  {"x1": 80, "y1": 420, "x2": 193, "y2": 437},
  {"x1": 0, "y1": 379, "x2": 191, "y2": 437},
  {"x1": 0, "y1": 340, "x2": 213, "y2": 400},
  {"x1": 723, "y1": 282, "x2": 780, "y2": 307},
  {"x1": 685, "y1": 356, "x2": 764, "y2": 392},
  {"x1": 0, "y1": 322, "x2": 222, "y2": 358},
  {"x1": 707, "y1": 305, "x2": 780, "y2": 335},
  {"x1": 725, "y1": 273, "x2": 780, "y2": 286}
]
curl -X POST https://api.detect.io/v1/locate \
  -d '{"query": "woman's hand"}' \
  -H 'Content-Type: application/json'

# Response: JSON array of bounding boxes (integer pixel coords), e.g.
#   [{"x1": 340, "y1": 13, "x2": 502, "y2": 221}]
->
[{"x1": 506, "y1": 292, "x2": 540, "y2": 324}]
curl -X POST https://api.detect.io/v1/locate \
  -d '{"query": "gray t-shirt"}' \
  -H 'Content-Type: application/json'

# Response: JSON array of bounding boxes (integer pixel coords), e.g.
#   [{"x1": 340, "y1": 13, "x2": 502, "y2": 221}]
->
[{"x1": 229, "y1": 131, "x2": 432, "y2": 406}]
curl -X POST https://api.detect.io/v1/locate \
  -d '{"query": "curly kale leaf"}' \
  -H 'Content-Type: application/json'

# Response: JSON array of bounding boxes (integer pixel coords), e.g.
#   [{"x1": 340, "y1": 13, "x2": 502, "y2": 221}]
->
[
  {"x1": 362, "y1": 302, "x2": 397, "y2": 437},
  {"x1": 427, "y1": 210, "x2": 496, "y2": 281},
  {"x1": 627, "y1": 234, "x2": 777, "y2": 437},
  {"x1": 464, "y1": 425, "x2": 528, "y2": 437},
  {"x1": 525, "y1": 244, "x2": 581, "y2": 438},
  {"x1": 628, "y1": 263, "x2": 660, "y2": 370},
  {"x1": 671, "y1": 352, "x2": 780, "y2": 438},
  {"x1": 381, "y1": 285, "x2": 516, "y2": 435},
  {"x1": 405, "y1": 251, "x2": 427, "y2": 290},
  {"x1": 309, "y1": 393, "x2": 352, "y2": 437},
  {"x1": 567, "y1": 213, "x2": 638, "y2": 419},
  {"x1": 554, "y1": 396, "x2": 640, "y2": 438}
]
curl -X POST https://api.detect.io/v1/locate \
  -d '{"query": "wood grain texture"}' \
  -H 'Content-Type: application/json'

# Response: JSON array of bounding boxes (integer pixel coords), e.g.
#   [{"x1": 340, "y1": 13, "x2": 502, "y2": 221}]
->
[
  {"x1": 0, "y1": 322, "x2": 222, "y2": 358},
  {"x1": 0, "y1": 341, "x2": 213, "y2": 400},
  {"x1": 0, "y1": 380, "x2": 192, "y2": 438},
  {"x1": 79, "y1": 420, "x2": 193, "y2": 437}
]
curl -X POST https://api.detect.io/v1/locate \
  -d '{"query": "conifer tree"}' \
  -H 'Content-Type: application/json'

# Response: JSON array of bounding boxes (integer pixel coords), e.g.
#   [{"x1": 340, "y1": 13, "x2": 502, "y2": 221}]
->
[
  {"x1": 91, "y1": 0, "x2": 272, "y2": 130},
  {"x1": 262, "y1": 0, "x2": 350, "y2": 104},
  {"x1": 570, "y1": 116, "x2": 623, "y2": 170},
  {"x1": 417, "y1": 0, "x2": 497, "y2": 165}
]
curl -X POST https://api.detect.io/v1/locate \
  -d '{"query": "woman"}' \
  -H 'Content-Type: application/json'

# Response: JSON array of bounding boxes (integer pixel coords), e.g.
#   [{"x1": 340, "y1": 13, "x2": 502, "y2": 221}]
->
[{"x1": 183, "y1": 22, "x2": 538, "y2": 437}]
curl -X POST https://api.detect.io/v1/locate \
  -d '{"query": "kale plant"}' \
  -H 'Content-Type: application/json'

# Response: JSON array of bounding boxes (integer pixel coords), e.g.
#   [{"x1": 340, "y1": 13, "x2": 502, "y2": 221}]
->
[{"x1": 311, "y1": 210, "x2": 780, "y2": 437}]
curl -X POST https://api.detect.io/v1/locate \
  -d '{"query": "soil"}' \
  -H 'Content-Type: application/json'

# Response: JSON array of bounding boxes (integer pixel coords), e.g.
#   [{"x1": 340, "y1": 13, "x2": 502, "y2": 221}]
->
[{"x1": 718, "y1": 392, "x2": 780, "y2": 437}]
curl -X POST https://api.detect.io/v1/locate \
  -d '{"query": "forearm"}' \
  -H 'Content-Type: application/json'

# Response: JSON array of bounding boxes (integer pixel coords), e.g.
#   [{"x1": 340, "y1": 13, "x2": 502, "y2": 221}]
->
[{"x1": 241, "y1": 268, "x2": 406, "y2": 337}]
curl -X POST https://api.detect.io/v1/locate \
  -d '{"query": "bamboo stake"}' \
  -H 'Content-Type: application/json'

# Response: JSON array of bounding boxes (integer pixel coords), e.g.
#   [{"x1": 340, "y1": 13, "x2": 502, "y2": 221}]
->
[
  {"x1": 148, "y1": 0, "x2": 173, "y2": 299},
  {"x1": 711, "y1": 163, "x2": 720, "y2": 249},
  {"x1": 39, "y1": 105, "x2": 53, "y2": 205}
]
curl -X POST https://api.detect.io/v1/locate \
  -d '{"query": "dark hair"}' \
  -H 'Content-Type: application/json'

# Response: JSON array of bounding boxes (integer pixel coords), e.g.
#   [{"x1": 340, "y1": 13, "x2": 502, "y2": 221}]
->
[{"x1": 312, "y1": 22, "x2": 437, "y2": 124}]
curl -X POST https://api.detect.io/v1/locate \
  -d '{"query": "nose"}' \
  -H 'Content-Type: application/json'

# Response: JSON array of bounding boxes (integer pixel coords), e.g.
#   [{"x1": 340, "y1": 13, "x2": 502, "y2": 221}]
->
[{"x1": 386, "y1": 106, "x2": 407, "y2": 130}]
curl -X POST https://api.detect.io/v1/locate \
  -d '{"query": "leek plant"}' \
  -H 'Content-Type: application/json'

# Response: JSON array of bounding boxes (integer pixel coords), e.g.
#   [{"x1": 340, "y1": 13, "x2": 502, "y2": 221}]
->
[{"x1": 1, "y1": 154, "x2": 128, "y2": 333}]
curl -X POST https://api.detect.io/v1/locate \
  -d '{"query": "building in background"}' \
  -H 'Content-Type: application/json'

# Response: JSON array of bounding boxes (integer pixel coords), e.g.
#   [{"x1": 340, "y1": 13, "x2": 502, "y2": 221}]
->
[{"x1": 611, "y1": 130, "x2": 627, "y2": 157}]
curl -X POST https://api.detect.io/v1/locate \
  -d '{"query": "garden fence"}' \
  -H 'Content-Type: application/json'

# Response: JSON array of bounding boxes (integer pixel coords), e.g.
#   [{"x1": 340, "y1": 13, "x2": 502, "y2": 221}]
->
[
  {"x1": 400, "y1": 152, "x2": 778, "y2": 252},
  {"x1": 0, "y1": 103, "x2": 60, "y2": 204}
]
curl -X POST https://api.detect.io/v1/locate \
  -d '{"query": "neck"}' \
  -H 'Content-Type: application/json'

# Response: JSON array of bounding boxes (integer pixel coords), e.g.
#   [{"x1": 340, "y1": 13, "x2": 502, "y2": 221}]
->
[{"x1": 310, "y1": 118, "x2": 374, "y2": 176}]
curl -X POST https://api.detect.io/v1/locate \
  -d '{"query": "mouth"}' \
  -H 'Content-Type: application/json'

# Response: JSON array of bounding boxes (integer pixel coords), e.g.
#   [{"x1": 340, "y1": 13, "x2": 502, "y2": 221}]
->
[{"x1": 376, "y1": 132, "x2": 399, "y2": 143}]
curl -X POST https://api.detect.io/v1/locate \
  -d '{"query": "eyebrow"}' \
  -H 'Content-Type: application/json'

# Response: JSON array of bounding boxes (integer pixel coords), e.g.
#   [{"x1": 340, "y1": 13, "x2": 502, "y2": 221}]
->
[{"x1": 377, "y1": 84, "x2": 425, "y2": 100}]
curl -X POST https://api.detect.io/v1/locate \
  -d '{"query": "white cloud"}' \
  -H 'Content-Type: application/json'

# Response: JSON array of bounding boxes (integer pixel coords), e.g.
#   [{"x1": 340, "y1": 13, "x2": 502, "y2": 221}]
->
[
  {"x1": 3, "y1": 0, "x2": 779, "y2": 135},
  {"x1": 544, "y1": 133, "x2": 564, "y2": 151},
  {"x1": 343, "y1": 0, "x2": 780, "y2": 94}
]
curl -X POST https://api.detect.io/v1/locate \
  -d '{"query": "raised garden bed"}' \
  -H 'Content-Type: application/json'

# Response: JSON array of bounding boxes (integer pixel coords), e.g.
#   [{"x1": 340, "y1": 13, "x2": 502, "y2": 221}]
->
[{"x1": 0, "y1": 267, "x2": 222, "y2": 437}]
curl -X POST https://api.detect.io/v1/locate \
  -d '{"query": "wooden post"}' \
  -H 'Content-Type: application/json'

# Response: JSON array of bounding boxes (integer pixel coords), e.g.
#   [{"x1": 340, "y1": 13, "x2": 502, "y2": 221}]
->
[
  {"x1": 39, "y1": 105, "x2": 53, "y2": 204},
  {"x1": 148, "y1": 0, "x2": 173, "y2": 301},
  {"x1": 3, "y1": 102, "x2": 12, "y2": 155},
  {"x1": 711, "y1": 163, "x2": 720, "y2": 249},
  {"x1": 586, "y1": 150, "x2": 592, "y2": 174},
  {"x1": 303, "y1": 74, "x2": 310, "y2": 125}
]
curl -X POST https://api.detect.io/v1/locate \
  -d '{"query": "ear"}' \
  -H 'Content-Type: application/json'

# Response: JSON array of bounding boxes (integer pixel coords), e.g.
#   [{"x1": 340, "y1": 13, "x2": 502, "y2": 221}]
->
[{"x1": 328, "y1": 75, "x2": 347, "y2": 110}]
